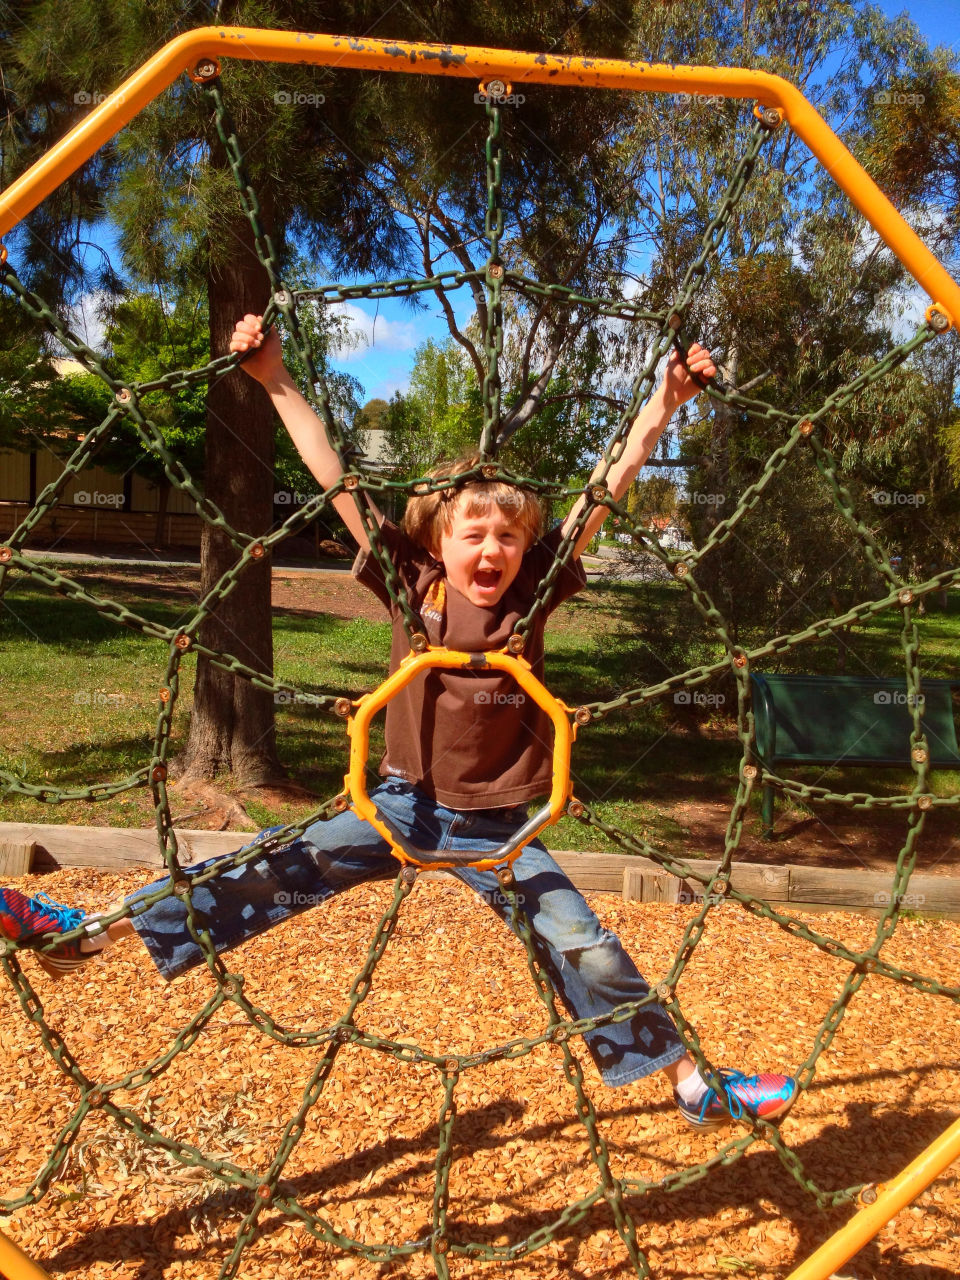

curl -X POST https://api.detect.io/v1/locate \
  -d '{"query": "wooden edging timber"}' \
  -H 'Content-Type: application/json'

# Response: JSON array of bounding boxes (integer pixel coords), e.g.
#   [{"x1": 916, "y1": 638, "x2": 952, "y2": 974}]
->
[{"x1": 1, "y1": 823, "x2": 958, "y2": 919}]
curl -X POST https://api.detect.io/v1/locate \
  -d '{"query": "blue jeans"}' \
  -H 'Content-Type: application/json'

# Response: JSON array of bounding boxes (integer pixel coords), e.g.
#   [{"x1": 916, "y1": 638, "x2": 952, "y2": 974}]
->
[{"x1": 127, "y1": 780, "x2": 685, "y2": 1087}]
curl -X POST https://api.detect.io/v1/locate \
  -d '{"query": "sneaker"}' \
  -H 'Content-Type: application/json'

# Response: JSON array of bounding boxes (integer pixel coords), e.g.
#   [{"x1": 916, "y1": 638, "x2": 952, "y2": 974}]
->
[
  {"x1": 676, "y1": 1069, "x2": 797, "y2": 1130},
  {"x1": 0, "y1": 887, "x2": 91, "y2": 979}
]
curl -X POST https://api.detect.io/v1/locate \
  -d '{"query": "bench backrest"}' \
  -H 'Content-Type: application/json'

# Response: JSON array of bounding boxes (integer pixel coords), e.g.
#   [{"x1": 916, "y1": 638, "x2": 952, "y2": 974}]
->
[{"x1": 750, "y1": 673, "x2": 960, "y2": 767}]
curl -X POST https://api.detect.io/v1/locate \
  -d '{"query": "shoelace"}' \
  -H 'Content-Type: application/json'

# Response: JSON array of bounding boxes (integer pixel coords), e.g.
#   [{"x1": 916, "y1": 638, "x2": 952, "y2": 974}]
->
[{"x1": 31, "y1": 893, "x2": 86, "y2": 934}]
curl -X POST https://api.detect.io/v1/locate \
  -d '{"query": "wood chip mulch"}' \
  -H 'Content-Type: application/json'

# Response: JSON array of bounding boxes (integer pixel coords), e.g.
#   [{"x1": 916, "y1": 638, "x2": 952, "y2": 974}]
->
[{"x1": 2, "y1": 868, "x2": 959, "y2": 1279}]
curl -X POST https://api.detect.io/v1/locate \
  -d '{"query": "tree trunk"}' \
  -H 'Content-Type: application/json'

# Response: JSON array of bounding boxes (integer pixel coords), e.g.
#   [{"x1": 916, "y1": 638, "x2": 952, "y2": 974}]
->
[{"x1": 175, "y1": 211, "x2": 284, "y2": 787}]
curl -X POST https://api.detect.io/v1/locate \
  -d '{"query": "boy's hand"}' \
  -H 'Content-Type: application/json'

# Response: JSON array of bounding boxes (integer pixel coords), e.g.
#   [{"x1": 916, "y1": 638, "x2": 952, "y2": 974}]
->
[
  {"x1": 662, "y1": 342, "x2": 717, "y2": 411},
  {"x1": 229, "y1": 314, "x2": 286, "y2": 385}
]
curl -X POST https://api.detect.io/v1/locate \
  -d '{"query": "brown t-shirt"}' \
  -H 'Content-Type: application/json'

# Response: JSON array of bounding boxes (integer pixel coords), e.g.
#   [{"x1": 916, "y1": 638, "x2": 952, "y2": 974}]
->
[{"x1": 352, "y1": 520, "x2": 586, "y2": 808}]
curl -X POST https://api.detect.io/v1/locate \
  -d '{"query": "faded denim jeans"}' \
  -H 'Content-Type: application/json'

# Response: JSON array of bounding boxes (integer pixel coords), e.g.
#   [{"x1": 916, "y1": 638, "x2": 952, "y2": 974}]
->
[{"x1": 127, "y1": 779, "x2": 684, "y2": 1086}]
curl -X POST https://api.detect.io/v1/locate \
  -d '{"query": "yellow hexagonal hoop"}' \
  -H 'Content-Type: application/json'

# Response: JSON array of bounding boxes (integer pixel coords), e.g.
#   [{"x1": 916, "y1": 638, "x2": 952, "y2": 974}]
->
[{"x1": 343, "y1": 646, "x2": 576, "y2": 870}]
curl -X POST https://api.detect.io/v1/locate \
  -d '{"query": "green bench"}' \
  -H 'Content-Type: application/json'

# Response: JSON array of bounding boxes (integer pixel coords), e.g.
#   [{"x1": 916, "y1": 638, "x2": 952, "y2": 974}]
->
[{"x1": 750, "y1": 673, "x2": 960, "y2": 837}]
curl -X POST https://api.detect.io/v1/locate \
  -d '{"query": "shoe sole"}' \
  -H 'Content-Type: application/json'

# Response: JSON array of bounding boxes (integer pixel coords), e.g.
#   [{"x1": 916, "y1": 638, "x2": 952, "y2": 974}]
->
[{"x1": 34, "y1": 950, "x2": 92, "y2": 981}]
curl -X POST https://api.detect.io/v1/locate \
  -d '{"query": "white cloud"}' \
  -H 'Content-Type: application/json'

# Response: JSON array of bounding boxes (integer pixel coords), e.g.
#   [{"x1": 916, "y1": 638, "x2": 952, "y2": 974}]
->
[{"x1": 329, "y1": 301, "x2": 419, "y2": 361}]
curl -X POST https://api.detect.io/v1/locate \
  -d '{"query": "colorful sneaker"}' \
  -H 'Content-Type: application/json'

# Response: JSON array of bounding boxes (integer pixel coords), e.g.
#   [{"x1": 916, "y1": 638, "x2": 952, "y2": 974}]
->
[
  {"x1": 676, "y1": 1069, "x2": 797, "y2": 1130},
  {"x1": 0, "y1": 887, "x2": 91, "y2": 979}
]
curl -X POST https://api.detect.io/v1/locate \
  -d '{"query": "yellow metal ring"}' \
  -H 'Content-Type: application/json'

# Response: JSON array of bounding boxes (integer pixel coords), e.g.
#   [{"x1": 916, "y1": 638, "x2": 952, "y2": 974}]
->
[{"x1": 344, "y1": 646, "x2": 575, "y2": 870}]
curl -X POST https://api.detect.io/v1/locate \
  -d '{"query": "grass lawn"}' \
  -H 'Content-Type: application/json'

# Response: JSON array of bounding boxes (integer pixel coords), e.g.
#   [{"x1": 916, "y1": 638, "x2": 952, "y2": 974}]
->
[{"x1": 1, "y1": 559, "x2": 958, "y2": 860}]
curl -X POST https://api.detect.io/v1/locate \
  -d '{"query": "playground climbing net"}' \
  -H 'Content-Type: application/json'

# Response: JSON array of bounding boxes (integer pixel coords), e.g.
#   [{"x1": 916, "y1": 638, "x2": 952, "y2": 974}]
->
[{"x1": 1, "y1": 46, "x2": 959, "y2": 1280}]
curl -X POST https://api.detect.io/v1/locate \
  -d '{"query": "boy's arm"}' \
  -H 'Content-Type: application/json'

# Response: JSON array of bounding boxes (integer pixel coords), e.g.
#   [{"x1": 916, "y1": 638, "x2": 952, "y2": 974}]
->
[
  {"x1": 230, "y1": 314, "x2": 382, "y2": 549},
  {"x1": 560, "y1": 343, "x2": 716, "y2": 560}
]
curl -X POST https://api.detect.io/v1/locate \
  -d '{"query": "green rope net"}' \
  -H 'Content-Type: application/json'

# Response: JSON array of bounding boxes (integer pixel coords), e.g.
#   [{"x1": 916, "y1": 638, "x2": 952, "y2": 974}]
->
[{"x1": 1, "y1": 74, "x2": 958, "y2": 1280}]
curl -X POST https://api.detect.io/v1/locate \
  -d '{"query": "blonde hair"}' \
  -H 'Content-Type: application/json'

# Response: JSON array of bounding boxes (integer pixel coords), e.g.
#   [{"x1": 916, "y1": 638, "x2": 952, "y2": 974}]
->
[{"x1": 402, "y1": 456, "x2": 543, "y2": 557}]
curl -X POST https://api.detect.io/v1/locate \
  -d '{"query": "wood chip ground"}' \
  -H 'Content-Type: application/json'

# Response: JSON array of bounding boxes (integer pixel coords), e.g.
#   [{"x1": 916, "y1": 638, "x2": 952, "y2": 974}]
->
[{"x1": 2, "y1": 867, "x2": 959, "y2": 1279}]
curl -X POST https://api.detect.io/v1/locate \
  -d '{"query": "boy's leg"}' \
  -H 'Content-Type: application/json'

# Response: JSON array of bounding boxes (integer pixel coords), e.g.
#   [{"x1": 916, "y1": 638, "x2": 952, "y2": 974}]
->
[{"x1": 445, "y1": 814, "x2": 686, "y2": 1088}]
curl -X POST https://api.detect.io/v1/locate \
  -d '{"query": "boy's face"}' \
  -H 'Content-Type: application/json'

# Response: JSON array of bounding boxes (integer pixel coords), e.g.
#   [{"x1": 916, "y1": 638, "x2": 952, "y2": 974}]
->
[{"x1": 435, "y1": 499, "x2": 530, "y2": 608}]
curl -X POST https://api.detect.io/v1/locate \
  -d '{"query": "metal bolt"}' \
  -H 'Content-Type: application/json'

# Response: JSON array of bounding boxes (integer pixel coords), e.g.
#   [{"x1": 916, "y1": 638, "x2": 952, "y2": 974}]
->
[
  {"x1": 926, "y1": 304, "x2": 951, "y2": 333},
  {"x1": 862, "y1": 958, "x2": 878, "y2": 973},
  {"x1": 552, "y1": 1026, "x2": 568, "y2": 1042},
  {"x1": 496, "y1": 866, "x2": 515, "y2": 888},
  {"x1": 487, "y1": 264, "x2": 504, "y2": 281},
  {"x1": 918, "y1": 795, "x2": 934, "y2": 811},
  {"x1": 567, "y1": 799, "x2": 585, "y2": 818},
  {"x1": 343, "y1": 474, "x2": 359, "y2": 491},
  {"x1": 334, "y1": 697, "x2": 352, "y2": 718},
  {"x1": 445, "y1": 1057, "x2": 459, "y2": 1073},
  {"x1": 0, "y1": 547, "x2": 12, "y2": 564},
  {"x1": 798, "y1": 418, "x2": 814, "y2": 436},
  {"x1": 574, "y1": 706, "x2": 593, "y2": 726},
  {"x1": 484, "y1": 79, "x2": 508, "y2": 98},
  {"x1": 336, "y1": 1026, "x2": 353, "y2": 1043},
  {"x1": 249, "y1": 542, "x2": 265, "y2": 560},
  {"x1": 0, "y1": 940, "x2": 12, "y2": 957},
  {"x1": 858, "y1": 1183, "x2": 879, "y2": 1206},
  {"x1": 898, "y1": 588, "x2": 914, "y2": 605},
  {"x1": 257, "y1": 1183, "x2": 272, "y2": 1200},
  {"x1": 481, "y1": 463, "x2": 499, "y2": 479},
  {"x1": 434, "y1": 1237, "x2": 450, "y2": 1255},
  {"x1": 193, "y1": 59, "x2": 220, "y2": 81},
  {"x1": 273, "y1": 289, "x2": 291, "y2": 307},
  {"x1": 655, "y1": 982, "x2": 672, "y2": 1000},
  {"x1": 174, "y1": 879, "x2": 190, "y2": 896},
  {"x1": 115, "y1": 387, "x2": 132, "y2": 404},
  {"x1": 507, "y1": 633, "x2": 525, "y2": 655},
  {"x1": 589, "y1": 484, "x2": 608, "y2": 504},
  {"x1": 401, "y1": 866, "x2": 418, "y2": 885},
  {"x1": 159, "y1": 687, "x2": 171, "y2": 703},
  {"x1": 912, "y1": 747, "x2": 929, "y2": 763},
  {"x1": 333, "y1": 794, "x2": 350, "y2": 813},
  {"x1": 151, "y1": 765, "x2": 167, "y2": 783},
  {"x1": 674, "y1": 562, "x2": 690, "y2": 578},
  {"x1": 174, "y1": 633, "x2": 191, "y2": 651},
  {"x1": 88, "y1": 1091, "x2": 104, "y2": 1108},
  {"x1": 667, "y1": 312, "x2": 683, "y2": 331},
  {"x1": 743, "y1": 764, "x2": 758, "y2": 780},
  {"x1": 410, "y1": 632, "x2": 429, "y2": 653},
  {"x1": 713, "y1": 878, "x2": 729, "y2": 896},
  {"x1": 733, "y1": 654, "x2": 747, "y2": 668},
  {"x1": 755, "y1": 104, "x2": 783, "y2": 129}
]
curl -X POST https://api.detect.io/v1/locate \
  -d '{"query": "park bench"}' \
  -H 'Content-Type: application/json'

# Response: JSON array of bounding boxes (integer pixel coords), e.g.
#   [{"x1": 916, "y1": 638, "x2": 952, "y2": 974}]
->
[{"x1": 750, "y1": 673, "x2": 960, "y2": 837}]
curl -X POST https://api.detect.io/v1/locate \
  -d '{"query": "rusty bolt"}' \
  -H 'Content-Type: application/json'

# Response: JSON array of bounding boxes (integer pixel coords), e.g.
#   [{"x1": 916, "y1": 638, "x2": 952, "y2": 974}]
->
[
  {"x1": 862, "y1": 958, "x2": 878, "y2": 973},
  {"x1": 898, "y1": 588, "x2": 914, "y2": 605},
  {"x1": 712, "y1": 877, "x2": 730, "y2": 896},
  {"x1": 487, "y1": 263, "x2": 504, "y2": 281},
  {"x1": 912, "y1": 746, "x2": 929, "y2": 763},
  {"x1": 667, "y1": 312, "x2": 683, "y2": 331},
  {"x1": 333, "y1": 794, "x2": 350, "y2": 813},
  {"x1": 173, "y1": 878, "x2": 190, "y2": 896},
  {"x1": 507, "y1": 633, "x2": 525, "y2": 655},
  {"x1": 589, "y1": 484, "x2": 608, "y2": 504},
  {"x1": 88, "y1": 1091, "x2": 105, "y2": 1108},
  {"x1": 0, "y1": 547, "x2": 12, "y2": 564},
  {"x1": 496, "y1": 866, "x2": 515, "y2": 888},
  {"x1": 918, "y1": 795, "x2": 934, "y2": 811},
  {"x1": 257, "y1": 1183, "x2": 272, "y2": 1200},
  {"x1": 552, "y1": 1026, "x2": 569, "y2": 1042},
  {"x1": 674, "y1": 562, "x2": 690, "y2": 578},
  {"x1": 733, "y1": 654, "x2": 747, "y2": 668},
  {"x1": 798, "y1": 418, "x2": 815, "y2": 437},
  {"x1": 174, "y1": 633, "x2": 191, "y2": 651},
  {"x1": 858, "y1": 1183, "x2": 879, "y2": 1206},
  {"x1": 115, "y1": 387, "x2": 132, "y2": 404},
  {"x1": 481, "y1": 463, "x2": 499, "y2": 479},
  {"x1": 655, "y1": 982, "x2": 672, "y2": 1000},
  {"x1": 743, "y1": 764, "x2": 758, "y2": 780},
  {"x1": 151, "y1": 765, "x2": 167, "y2": 783},
  {"x1": 273, "y1": 289, "x2": 291, "y2": 307},
  {"x1": 434, "y1": 1237, "x2": 451, "y2": 1256},
  {"x1": 574, "y1": 706, "x2": 593, "y2": 726},
  {"x1": 249, "y1": 542, "x2": 265, "y2": 560},
  {"x1": 401, "y1": 866, "x2": 418, "y2": 885},
  {"x1": 193, "y1": 59, "x2": 220, "y2": 81},
  {"x1": 409, "y1": 632, "x2": 428, "y2": 653},
  {"x1": 343, "y1": 474, "x2": 359, "y2": 491},
  {"x1": 334, "y1": 697, "x2": 353, "y2": 718},
  {"x1": 755, "y1": 104, "x2": 784, "y2": 129},
  {"x1": 484, "y1": 79, "x2": 508, "y2": 98},
  {"x1": 927, "y1": 305, "x2": 951, "y2": 334},
  {"x1": 159, "y1": 687, "x2": 171, "y2": 703},
  {"x1": 336, "y1": 1026, "x2": 353, "y2": 1043},
  {"x1": 567, "y1": 799, "x2": 585, "y2": 819},
  {"x1": 445, "y1": 1057, "x2": 460, "y2": 1073}
]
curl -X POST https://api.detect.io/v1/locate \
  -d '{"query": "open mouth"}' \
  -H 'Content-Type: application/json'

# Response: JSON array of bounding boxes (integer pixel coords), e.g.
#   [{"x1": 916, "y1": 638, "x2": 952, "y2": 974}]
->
[{"x1": 473, "y1": 568, "x2": 503, "y2": 593}]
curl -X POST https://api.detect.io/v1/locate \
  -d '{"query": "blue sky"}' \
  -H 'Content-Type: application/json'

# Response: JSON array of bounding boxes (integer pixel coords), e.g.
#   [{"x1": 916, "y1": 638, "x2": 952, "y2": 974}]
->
[{"x1": 328, "y1": 1, "x2": 958, "y2": 408}]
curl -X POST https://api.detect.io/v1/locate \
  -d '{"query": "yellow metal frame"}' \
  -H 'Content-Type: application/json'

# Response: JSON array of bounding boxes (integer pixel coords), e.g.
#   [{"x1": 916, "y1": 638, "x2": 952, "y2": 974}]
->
[
  {"x1": 344, "y1": 646, "x2": 574, "y2": 870},
  {"x1": 0, "y1": 27, "x2": 957, "y2": 325},
  {"x1": 0, "y1": 1227, "x2": 52, "y2": 1280},
  {"x1": 785, "y1": 1114, "x2": 960, "y2": 1280}
]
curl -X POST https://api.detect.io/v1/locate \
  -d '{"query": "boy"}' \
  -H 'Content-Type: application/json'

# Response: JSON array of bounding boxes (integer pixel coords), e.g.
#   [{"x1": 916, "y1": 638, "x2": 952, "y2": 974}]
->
[{"x1": 1, "y1": 316, "x2": 796, "y2": 1130}]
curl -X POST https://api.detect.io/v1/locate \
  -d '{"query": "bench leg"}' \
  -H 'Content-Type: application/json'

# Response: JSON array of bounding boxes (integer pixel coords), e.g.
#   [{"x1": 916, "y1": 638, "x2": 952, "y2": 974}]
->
[{"x1": 761, "y1": 782, "x2": 775, "y2": 840}]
